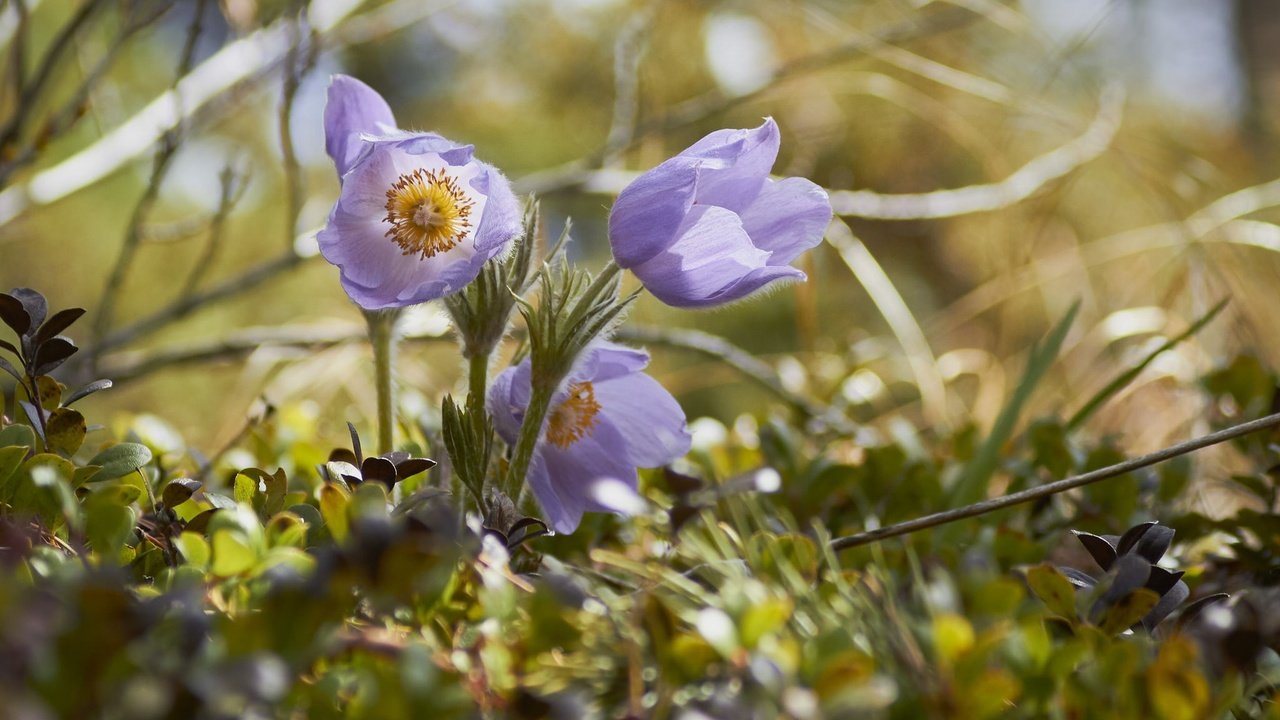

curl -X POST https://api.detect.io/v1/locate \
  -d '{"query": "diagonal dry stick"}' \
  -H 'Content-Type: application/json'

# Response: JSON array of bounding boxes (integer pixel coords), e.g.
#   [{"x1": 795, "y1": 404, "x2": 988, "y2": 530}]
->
[{"x1": 829, "y1": 411, "x2": 1280, "y2": 551}]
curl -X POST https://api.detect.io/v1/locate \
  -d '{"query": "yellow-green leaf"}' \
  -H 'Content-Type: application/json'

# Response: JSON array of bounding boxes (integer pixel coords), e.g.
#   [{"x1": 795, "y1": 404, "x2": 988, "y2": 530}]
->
[
  {"x1": 45, "y1": 408, "x2": 85, "y2": 456},
  {"x1": 1098, "y1": 588, "x2": 1160, "y2": 635},
  {"x1": 1026, "y1": 563, "x2": 1078, "y2": 621}
]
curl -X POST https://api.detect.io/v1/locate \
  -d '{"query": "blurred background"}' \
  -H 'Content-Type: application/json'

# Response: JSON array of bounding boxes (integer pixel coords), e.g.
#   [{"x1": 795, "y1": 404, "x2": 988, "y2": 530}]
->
[{"x1": 2, "y1": 0, "x2": 1280, "y2": 473}]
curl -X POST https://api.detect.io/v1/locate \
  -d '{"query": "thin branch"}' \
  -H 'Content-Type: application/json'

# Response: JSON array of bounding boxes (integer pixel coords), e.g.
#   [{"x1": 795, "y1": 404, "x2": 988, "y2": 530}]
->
[
  {"x1": 278, "y1": 2, "x2": 314, "y2": 250},
  {"x1": 514, "y1": 3, "x2": 977, "y2": 195},
  {"x1": 96, "y1": 250, "x2": 310, "y2": 355},
  {"x1": 0, "y1": 3, "x2": 169, "y2": 186},
  {"x1": 91, "y1": 0, "x2": 207, "y2": 354},
  {"x1": 99, "y1": 324, "x2": 452, "y2": 384},
  {"x1": 0, "y1": 0, "x2": 106, "y2": 155},
  {"x1": 614, "y1": 325, "x2": 856, "y2": 435},
  {"x1": 829, "y1": 411, "x2": 1280, "y2": 551},
  {"x1": 181, "y1": 162, "x2": 247, "y2": 294},
  {"x1": 602, "y1": 3, "x2": 657, "y2": 162},
  {"x1": 0, "y1": 0, "x2": 373, "y2": 225},
  {"x1": 825, "y1": 84, "x2": 1124, "y2": 220}
]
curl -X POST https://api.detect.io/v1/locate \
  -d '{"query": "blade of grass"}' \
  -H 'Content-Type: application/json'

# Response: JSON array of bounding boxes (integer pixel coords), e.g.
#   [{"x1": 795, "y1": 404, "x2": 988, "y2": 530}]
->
[
  {"x1": 1066, "y1": 298, "x2": 1228, "y2": 431},
  {"x1": 949, "y1": 302, "x2": 1080, "y2": 506}
]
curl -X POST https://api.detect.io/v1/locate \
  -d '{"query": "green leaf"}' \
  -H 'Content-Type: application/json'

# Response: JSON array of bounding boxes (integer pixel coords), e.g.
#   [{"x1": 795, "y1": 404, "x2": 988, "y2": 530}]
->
[
  {"x1": 174, "y1": 532, "x2": 210, "y2": 569},
  {"x1": 740, "y1": 598, "x2": 793, "y2": 649},
  {"x1": 211, "y1": 529, "x2": 257, "y2": 577},
  {"x1": 84, "y1": 492, "x2": 137, "y2": 558},
  {"x1": 45, "y1": 408, "x2": 85, "y2": 456},
  {"x1": 950, "y1": 303, "x2": 1078, "y2": 506},
  {"x1": 0, "y1": 424, "x2": 36, "y2": 449},
  {"x1": 1026, "y1": 563, "x2": 1078, "y2": 621},
  {"x1": 0, "y1": 445, "x2": 29, "y2": 500},
  {"x1": 234, "y1": 472, "x2": 258, "y2": 505},
  {"x1": 319, "y1": 483, "x2": 350, "y2": 543},
  {"x1": 87, "y1": 443, "x2": 153, "y2": 480}
]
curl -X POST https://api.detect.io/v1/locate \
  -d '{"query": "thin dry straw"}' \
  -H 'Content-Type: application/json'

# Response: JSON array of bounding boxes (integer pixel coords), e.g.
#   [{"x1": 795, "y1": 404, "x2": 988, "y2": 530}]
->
[{"x1": 830, "y1": 411, "x2": 1280, "y2": 551}]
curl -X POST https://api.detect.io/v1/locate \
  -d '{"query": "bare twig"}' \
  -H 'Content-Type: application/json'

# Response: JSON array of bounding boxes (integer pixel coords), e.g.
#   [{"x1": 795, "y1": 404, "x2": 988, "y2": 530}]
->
[
  {"x1": 0, "y1": 3, "x2": 169, "y2": 186},
  {"x1": 91, "y1": 0, "x2": 207, "y2": 355},
  {"x1": 99, "y1": 324, "x2": 452, "y2": 384},
  {"x1": 602, "y1": 3, "x2": 658, "y2": 162},
  {"x1": 829, "y1": 411, "x2": 1280, "y2": 551},
  {"x1": 278, "y1": 2, "x2": 315, "y2": 250},
  {"x1": 97, "y1": 250, "x2": 309, "y2": 355},
  {"x1": 0, "y1": 0, "x2": 106, "y2": 156},
  {"x1": 181, "y1": 163, "x2": 248, "y2": 295},
  {"x1": 825, "y1": 84, "x2": 1124, "y2": 219},
  {"x1": 614, "y1": 325, "x2": 856, "y2": 435},
  {"x1": 515, "y1": 3, "x2": 977, "y2": 195}
]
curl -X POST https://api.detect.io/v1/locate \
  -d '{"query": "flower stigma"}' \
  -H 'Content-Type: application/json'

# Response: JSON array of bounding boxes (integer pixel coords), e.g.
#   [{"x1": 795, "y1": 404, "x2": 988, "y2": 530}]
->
[
  {"x1": 384, "y1": 167, "x2": 475, "y2": 259},
  {"x1": 546, "y1": 382, "x2": 601, "y2": 448}
]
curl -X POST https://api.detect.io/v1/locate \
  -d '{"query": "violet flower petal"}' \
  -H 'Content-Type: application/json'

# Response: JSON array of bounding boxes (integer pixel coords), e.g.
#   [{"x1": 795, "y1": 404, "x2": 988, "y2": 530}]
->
[
  {"x1": 630, "y1": 205, "x2": 771, "y2": 308},
  {"x1": 594, "y1": 372, "x2": 692, "y2": 467},
  {"x1": 738, "y1": 177, "x2": 832, "y2": 264},
  {"x1": 324, "y1": 75, "x2": 395, "y2": 178}
]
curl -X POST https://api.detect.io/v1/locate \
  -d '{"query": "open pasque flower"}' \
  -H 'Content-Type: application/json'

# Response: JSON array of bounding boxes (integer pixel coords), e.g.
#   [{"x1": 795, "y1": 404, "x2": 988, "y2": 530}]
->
[
  {"x1": 608, "y1": 118, "x2": 832, "y2": 308},
  {"x1": 318, "y1": 75, "x2": 522, "y2": 309},
  {"x1": 488, "y1": 341, "x2": 691, "y2": 534}
]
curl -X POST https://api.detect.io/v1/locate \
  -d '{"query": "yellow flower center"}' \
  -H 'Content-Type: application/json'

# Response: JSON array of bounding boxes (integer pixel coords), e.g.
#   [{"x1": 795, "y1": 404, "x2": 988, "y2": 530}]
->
[
  {"x1": 546, "y1": 382, "x2": 601, "y2": 448},
  {"x1": 383, "y1": 168, "x2": 475, "y2": 259}
]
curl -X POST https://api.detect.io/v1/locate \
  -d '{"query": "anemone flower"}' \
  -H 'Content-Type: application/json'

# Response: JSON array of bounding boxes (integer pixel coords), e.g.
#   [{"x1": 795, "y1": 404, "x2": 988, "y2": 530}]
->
[
  {"x1": 318, "y1": 75, "x2": 522, "y2": 310},
  {"x1": 489, "y1": 340, "x2": 691, "y2": 534},
  {"x1": 607, "y1": 118, "x2": 832, "y2": 308}
]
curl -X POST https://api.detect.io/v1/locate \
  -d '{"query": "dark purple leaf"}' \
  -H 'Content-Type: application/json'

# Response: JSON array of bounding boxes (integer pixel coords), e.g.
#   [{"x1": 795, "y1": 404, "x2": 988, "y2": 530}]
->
[
  {"x1": 0, "y1": 338, "x2": 19, "y2": 359},
  {"x1": 360, "y1": 456, "x2": 397, "y2": 486},
  {"x1": 381, "y1": 450, "x2": 409, "y2": 466},
  {"x1": 18, "y1": 401, "x2": 45, "y2": 441},
  {"x1": 0, "y1": 293, "x2": 31, "y2": 335},
  {"x1": 327, "y1": 448, "x2": 358, "y2": 466},
  {"x1": 393, "y1": 457, "x2": 436, "y2": 480},
  {"x1": 1175, "y1": 593, "x2": 1230, "y2": 629},
  {"x1": 1129, "y1": 524, "x2": 1175, "y2": 564},
  {"x1": 33, "y1": 336, "x2": 77, "y2": 375},
  {"x1": 1091, "y1": 554, "x2": 1151, "y2": 620},
  {"x1": 8, "y1": 288, "x2": 46, "y2": 331},
  {"x1": 1143, "y1": 580, "x2": 1190, "y2": 631},
  {"x1": 1145, "y1": 567, "x2": 1185, "y2": 595},
  {"x1": 1058, "y1": 566, "x2": 1098, "y2": 588},
  {"x1": 33, "y1": 308, "x2": 85, "y2": 345},
  {"x1": 0, "y1": 356, "x2": 22, "y2": 383},
  {"x1": 1115, "y1": 521, "x2": 1158, "y2": 556},
  {"x1": 507, "y1": 518, "x2": 552, "y2": 548},
  {"x1": 63, "y1": 379, "x2": 112, "y2": 406},
  {"x1": 347, "y1": 422, "x2": 363, "y2": 465},
  {"x1": 1072, "y1": 530, "x2": 1117, "y2": 571},
  {"x1": 162, "y1": 477, "x2": 202, "y2": 508}
]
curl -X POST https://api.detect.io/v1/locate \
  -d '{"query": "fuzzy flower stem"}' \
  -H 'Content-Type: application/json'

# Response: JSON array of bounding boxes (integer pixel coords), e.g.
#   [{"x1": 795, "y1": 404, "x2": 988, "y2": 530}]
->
[
  {"x1": 364, "y1": 309, "x2": 400, "y2": 455},
  {"x1": 467, "y1": 351, "x2": 488, "y2": 405},
  {"x1": 504, "y1": 381, "x2": 555, "y2": 499}
]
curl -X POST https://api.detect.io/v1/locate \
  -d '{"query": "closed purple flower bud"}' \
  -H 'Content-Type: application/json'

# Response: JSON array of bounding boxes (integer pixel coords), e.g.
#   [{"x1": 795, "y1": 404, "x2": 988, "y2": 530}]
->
[
  {"x1": 608, "y1": 118, "x2": 832, "y2": 308},
  {"x1": 318, "y1": 75, "x2": 522, "y2": 309},
  {"x1": 488, "y1": 340, "x2": 692, "y2": 534}
]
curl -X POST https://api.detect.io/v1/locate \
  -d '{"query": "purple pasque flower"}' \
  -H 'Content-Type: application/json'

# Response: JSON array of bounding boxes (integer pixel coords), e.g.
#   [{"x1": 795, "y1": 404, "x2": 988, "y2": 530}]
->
[
  {"x1": 318, "y1": 75, "x2": 522, "y2": 310},
  {"x1": 608, "y1": 118, "x2": 832, "y2": 308},
  {"x1": 488, "y1": 340, "x2": 692, "y2": 534}
]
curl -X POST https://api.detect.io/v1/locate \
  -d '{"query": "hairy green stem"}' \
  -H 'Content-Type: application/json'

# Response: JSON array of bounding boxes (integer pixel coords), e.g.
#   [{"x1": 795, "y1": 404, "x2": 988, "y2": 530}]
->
[
  {"x1": 365, "y1": 310, "x2": 399, "y2": 455},
  {"x1": 468, "y1": 351, "x2": 488, "y2": 405},
  {"x1": 505, "y1": 382, "x2": 555, "y2": 499}
]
